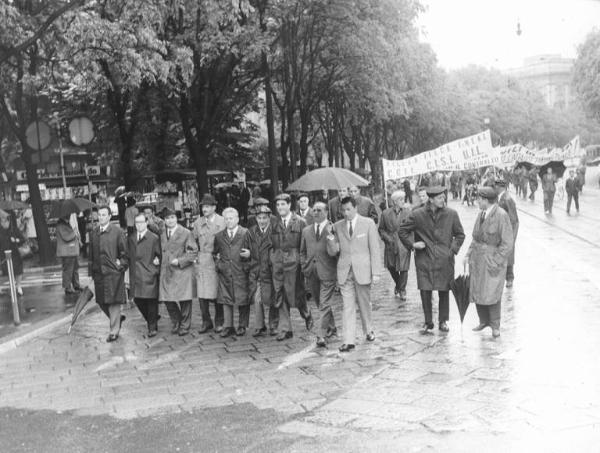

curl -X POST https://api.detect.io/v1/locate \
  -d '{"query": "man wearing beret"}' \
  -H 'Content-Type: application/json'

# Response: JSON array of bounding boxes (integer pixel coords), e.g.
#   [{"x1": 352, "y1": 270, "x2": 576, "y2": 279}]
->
[
  {"x1": 271, "y1": 193, "x2": 313, "y2": 341},
  {"x1": 465, "y1": 187, "x2": 513, "y2": 338},
  {"x1": 494, "y1": 180, "x2": 519, "y2": 288},
  {"x1": 398, "y1": 186, "x2": 465, "y2": 333},
  {"x1": 247, "y1": 197, "x2": 277, "y2": 229}
]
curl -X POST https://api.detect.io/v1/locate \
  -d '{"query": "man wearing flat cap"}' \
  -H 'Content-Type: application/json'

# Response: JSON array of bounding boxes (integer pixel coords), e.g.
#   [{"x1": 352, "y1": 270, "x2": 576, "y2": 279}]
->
[
  {"x1": 398, "y1": 186, "x2": 465, "y2": 333},
  {"x1": 494, "y1": 180, "x2": 519, "y2": 288},
  {"x1": 270, "y1": 193, "x2": 313, "y2": 341},
  {"x1": 192, "y1": 193, "x2": 226, "y2": 333},
  {"x1": 247, "y1": 197, "x2": 277, "y2": 229},
  {"x1": 465, "y1": 186, "x2": 513, "y2": 338}
]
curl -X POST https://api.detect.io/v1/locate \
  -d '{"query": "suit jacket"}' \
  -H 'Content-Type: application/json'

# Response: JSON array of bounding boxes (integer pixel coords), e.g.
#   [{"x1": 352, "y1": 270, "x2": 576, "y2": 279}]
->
[
  {"x1": 565, "y1": 177, "x2": 580, "y2": 195},
  {"x1": 297, "y1": 207, "x2": 315, "y2": 226},
  {"x1": 159, "y1": 225, "x2": 197, "y2": 302},
  {"x1": 128, "y1": 230, "x2": 161, "y2": 299},
  {"x1": 300, "y1": 221, "x2": 337, "y2": 282},
  {"x1": 327, "y1": 215, "x2": 382, "y2": 286}
]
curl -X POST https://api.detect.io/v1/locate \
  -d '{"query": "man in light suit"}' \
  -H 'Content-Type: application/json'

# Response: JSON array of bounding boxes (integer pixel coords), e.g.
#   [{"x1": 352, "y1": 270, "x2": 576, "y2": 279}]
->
[
  {"x1": 327, "y1": 196, "x2": 382, "y2": 352},
  {"x1": 300, "y1": 202, "x2": 338, "y2": 347}
]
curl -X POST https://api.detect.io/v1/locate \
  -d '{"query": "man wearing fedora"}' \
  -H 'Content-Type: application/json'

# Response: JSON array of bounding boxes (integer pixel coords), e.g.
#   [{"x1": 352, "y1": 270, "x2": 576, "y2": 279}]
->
[
  {"x1": 192, "y1": 193, "x2": 226, "y2": 333},
  {"x1": 399, "y1": 186, "x2": 465, "y2": 334}
]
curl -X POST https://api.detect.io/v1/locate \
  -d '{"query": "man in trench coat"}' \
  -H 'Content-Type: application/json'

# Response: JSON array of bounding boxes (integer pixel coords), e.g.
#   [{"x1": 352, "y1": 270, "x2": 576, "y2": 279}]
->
[
  {"x1": 242, "y1": 205, "x2": 279, "y2": 337},
  {"x1": 271, "y1": 193, "x2": 313, "y2": 341},
  {"x1": 192, "y1": 193, "x2": 226, "y2": 334},
  {"x1": 495, "y1": 180, "x2": 519, "y2": 287},
  {"x1": 159, "y1": 208, "x2": 198, "y2": 336},
  {"x1": 128, "y1": 213, "x2": 161, "y2": 337},
  {"x1": 465, "y1": 187, "x2": 513, "y2": 338},
  {"x1": 89, "y1": 206, "x2": 128, "y2": 342},
  {"x1": 214, "y1": 208, "x2": 251, "y2": 337},
  {"x1": 378, "y1": 190, "x2": 411, "y2": 301},
  {"x1": 398, "y1": 186, "x2": 465, "y2": 333}
]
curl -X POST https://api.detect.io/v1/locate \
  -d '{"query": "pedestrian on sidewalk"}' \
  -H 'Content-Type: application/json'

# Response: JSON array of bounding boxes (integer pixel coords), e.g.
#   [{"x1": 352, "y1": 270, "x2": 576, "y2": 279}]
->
[
  {"x1": 542, "y1": 167, "x2": 557, "y2": 214},
  {"x1": 565, "y1": 170, "x2": 581, "y2": 215},
  {"x1": 300, "y1": 202, "x2": 338, "y2": 348},
  {"x1": 192, "y1": 194, "x2": 225, "y2": 334},
  {"x1": 528, "y1": 168, "x2": 538, "y2": 201},
  {"x1": 327, "y1": 196, "x2": 382, "y2": 352},
  {"x1": 214, "y1": 208, "x2": 250, "y2": 337},
  {"x1": 379, "y1": 190, "x2": 411, "y2": 300},
  {"x1": 242, "y1": 205, "x2": 279, "y2": 337},
  {"x1": 398, "y1": 186, "x2": 465, "y2": 334},
  {"x1": 495, "y1": 180, "x2": 519, "y2": 288},
  {"x1": 89, "y1": 206, "x2": 129, "y2": 342},
  {"x1": 465, "y1": 187, "x2": 513, "y2": 338},
  {"x1": 159, "y1": 208, "x2": 197, "y2": 336},
  {"x1": 0, "y1": 211, "x2": 25, "y2": 296},
  {"x1": 128, "y1": 213, "x2": 161, "y2": 337},
  {"x1": 56, "y1": 215, "x2": 81, "y2": 294}
]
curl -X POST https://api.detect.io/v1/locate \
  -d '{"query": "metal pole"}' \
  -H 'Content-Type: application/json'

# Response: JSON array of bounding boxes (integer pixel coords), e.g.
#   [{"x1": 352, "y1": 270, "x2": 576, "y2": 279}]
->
[
  {"x1": 56, "y1": 120, "x2": 67, "y2": 192},
  {"x1": 5, "y1": 250, "x2": 20, "y2": 325}
]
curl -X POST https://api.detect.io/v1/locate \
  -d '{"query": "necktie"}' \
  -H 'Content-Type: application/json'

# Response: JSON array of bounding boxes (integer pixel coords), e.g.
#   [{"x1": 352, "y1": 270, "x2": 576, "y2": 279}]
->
[
  {"x1": 316, "y1": 224, "x2": 320, "y2": 240},
  {"x1": 480, "y1": 211, "x2": 486, "y2": 225},
  {"x1": 138, "y1": 234, "x2": 142, "y2": 242},
  {"x1": 167, "y1": 229, "x2": 171, "y2": 240},
  {"x1": 229, "y1": 230, "x2": 233, "y2": 239},
  {"x1": 348, "y1": 221, "x2": 353, "y2": 237},
  {"x1": 283, "y1": 219, "x2": 287, "y2": 229}
]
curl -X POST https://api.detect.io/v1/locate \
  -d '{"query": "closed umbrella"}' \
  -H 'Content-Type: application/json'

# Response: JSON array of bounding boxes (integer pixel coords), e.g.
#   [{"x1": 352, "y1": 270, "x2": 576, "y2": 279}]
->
[
  {"x1": 286, "y1": 168, "x2": 369, "y2": 191},
  {"x1": 67, "y1": 286, "x2": 95, "y2": 334},
  {"x1": 450, "y1": 273, "x2": 470, "y2": 323}
]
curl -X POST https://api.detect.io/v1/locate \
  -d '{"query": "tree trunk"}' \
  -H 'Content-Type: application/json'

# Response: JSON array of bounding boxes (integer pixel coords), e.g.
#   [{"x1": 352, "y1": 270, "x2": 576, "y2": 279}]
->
[
  {"x1": 279, "y1": 108, "x2": 289, "y2": 189},
  {"x1": 263, "y1": 53, "x2": 279, "y2": 198},
  {"x1": 299, "y1": 112, "x2": 309, "y2": 176}
]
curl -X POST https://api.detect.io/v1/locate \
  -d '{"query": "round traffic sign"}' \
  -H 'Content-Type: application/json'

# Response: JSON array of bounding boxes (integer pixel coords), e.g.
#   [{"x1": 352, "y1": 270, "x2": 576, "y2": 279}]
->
[
  {"x1": 69, "y1": 117, "x2": 94, "y2": 145},
  {"x1": 25, "y1": 121, "x2": 51, "y2": 151}
]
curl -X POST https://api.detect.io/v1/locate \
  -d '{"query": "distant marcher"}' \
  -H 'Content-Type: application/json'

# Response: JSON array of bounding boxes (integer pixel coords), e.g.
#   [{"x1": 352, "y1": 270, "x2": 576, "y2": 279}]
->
[
  {"x1": 528, "y1": 168, "x2": 538, "y2": 201},
  {"x1": 414, "y1": 187, "x2": 429, "y2": 210},
  {"x1": 565, "y1": 170, "x2": 581, "y2": 215},
  {"x1": 238, "y1": 183, "x2": 251, "y2": 225},
  {"x1": 89, "y1": 206, "x2": 128, "y2": 342},
  {"x1": 159, "y1": 208, "x2": 198, "y2": 336},
  {"x1": 465, "y1": 187, "x2": 513, "y2": 338},
  {"x1": 402, "y1": 179, "x2": 413, "y2": 204},
  {"x1": 328, "y1": 187, "x2": 349, "y2": 222},
  {"x1": 142, "y1": 205, "x2": 165, "y2": 236},
  {"x1": 128, "y1": 213, "x2": 161, "y2": 337},
  {"x1": 542, "y1": 168, "x2": 557, "y2": 214},
  {"x1": 56, "y1": 216, "x2": 81, "y2": 294},
  {"x1": 22, "y1": 207, "x2": 37, "y2": 253},
  {"x1": 495, "y1": 180, "x2": 519, "y2": 288},
  {"x1": 300, "y1": 202, "x2": 338, "y2": 347},
  {"x1": 0, "y1": 212, "x2": 25, "y2": 295},
  {"x1": 379, "y1": 190, "x2": 411, "y2": 301},
  {"x1": 398, "y1": 186, "x2": 465, "y2": 333},
  {"x1": 349, "y1": 185, "x2": 379, "y2": 224},
  {"x1": 125, "y1": 198, "x2": 138, "y2": 236},
  {"x1": 327, "y1": 196, "x2": 382, "y2": 352},
  {"x1": 213, "y1": 208, "x2": 250, "y2": 337},
  {"x1": 296, "y1": 193, "x2": 315, "y2": 225}
]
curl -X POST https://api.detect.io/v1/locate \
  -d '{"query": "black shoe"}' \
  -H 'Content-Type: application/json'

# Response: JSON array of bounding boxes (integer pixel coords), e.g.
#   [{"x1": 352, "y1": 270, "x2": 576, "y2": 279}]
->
[
  {"x1": 325, "y1": 327, "x2": 337, "y2": 338},
  {"x1": 305, "y1": 314, "x2": 314, "y2": 331},
  {"x1": 236, "y1": 327, "x2": 246, "y2": 336},
  {"x1": 120, "y1": 315, "x2": 126, "y2": 328},
  {"x1": 198, "y1": 323, "x2": 214, "y2": 334},
  {"x1": 420, "y1": 322, "x2": 434, "y2": 334},
  {"x1": 106, "y1": 334, "x2": 118, "y2": 342},
  {"x1": 439, "y1": 321, "x2": 449, "y2": 332},
  {"x1": 339, "y1": 344, "x2": 355, "y2": 352},
  {"x1": 65, "y1": 288, "x2": 78, "y2": 294},
  {"x1": 394, "y1": 287, "x2": 399, "y2": 296},
  {"x1": 316, "y1": 337, "x2": 326, "y2": 348},
  {"x1": 268, "y1": 328, "x2": 278, "y2": 337},
  {"x1": 214, "y1": 325, "x2": 224, "y2": 333},
  {"x1": 170, "y1": 324, "x2": 180, "y2": 334},
  {"x1": 366, "y1": 332, "x2": 375, "y2": 342},
  {"x1": 148, "y1": 330, "x2": 158, "y2": 338},
  {"x1": 220, "y1": 327, "x2": 235, "y2": 338},
  {"x1": 252, "y1": 327, "x2": 267, "y2": 337},
  {"x1": 276, "y1": 331, "x2": 293, "y2": 341},
  {"x1": 178, "y1": 329, "x2": 189, "y2": 336},
  {"x1": 472, "y1": 324, "x2": 488, "y2": 332}
]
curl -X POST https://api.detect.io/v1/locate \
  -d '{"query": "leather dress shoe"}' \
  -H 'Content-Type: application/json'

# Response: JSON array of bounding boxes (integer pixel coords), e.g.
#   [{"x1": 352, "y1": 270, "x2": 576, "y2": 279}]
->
[
  {"x1": 268, "y1": 328, "x2": 278, "y2": 336},
  {"x1": 147, "y1": 330, "x2": 157, "y2": 338},
  {"x1": 325, "y1": 327, "x2": 337, "y2": 338},
  {"x1": 170, "y1": 325, "x2": 180, "y2": 334},
  {"x1": 236, "y1": 326, "x2": 246, "y2": 336},
  {"x1": 198, "y1": 324, "x2": 214, "y2": 334},
  {"x1": 316, "y1": 337, "x2": 326, "y2": 348},
  {"x1": 214, "y1": 325, "x2": 224, "y2": 333},
  {"x1": 366, "y1": 332, "x2": 375, "y2": 342},
  {"x1": 276, "y1": 331, "x2": 293, "y2": 341},
  {"x1": 338, "y1": 344, "x2": 355, "y2": 353},
  {"x1": 492, "y1": 328, "x2": 501, "y2": 338},
  {"x1": 472, "y1": 324, "x2": 488, "y2": 332},
  {"x1": 252, "y1": 327, "x2": 267, "y2": 337},
  {"x1": 305, "y1": 314, "x2": 314, "y2": 331},
  {"x1": 399, "y1": 290, "x2": 407, "y2": 301},
  {"x1": 394, "y1": 287, "x2": 399, "y2": 296},
  {"x1": 178, "y1": 329, "x2": 189, "y2": 336},
  {"x1": 65, "y1": 288, "x2": 78, "y2": 295},
  {"x1": 420, "y1": 322, "x2": 434, "y2": 334},
  {"x1": 106, "y1": 334, "x2": 118, "y2": 342},
  {"x1": 439, "y1": 321, "x2": 449, "y2": 332},
  {"x1": 120, "y1": 315, "x2": 126, "y2": 327},
  {"x1": 220, "y1": 327, "x2": 236, "y2": 338}
]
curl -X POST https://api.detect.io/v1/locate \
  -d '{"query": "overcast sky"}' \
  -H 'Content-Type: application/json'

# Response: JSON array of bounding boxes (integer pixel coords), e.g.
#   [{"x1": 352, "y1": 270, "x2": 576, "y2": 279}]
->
[{"x1": 417, "y1": 0, "x2": 600, "y2": 70}]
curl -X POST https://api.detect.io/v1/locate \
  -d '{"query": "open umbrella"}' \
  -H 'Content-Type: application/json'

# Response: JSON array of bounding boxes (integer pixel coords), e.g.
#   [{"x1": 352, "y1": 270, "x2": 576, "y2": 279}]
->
[
  {"x1": 49, "y1": 199, "x2": 80, "y2": 219},
  {"x1": 67, "y1": 286, "x2": 95, "y2": 334},
  {"x1": 0, "y1": 200, "x2": 29, "y2": 210},
  {"x1": 286, "y1": 167, "x2": 369, "y2": 192},
  {"x1": 450, "y1": 273, "x2": 470, "y2": 323},
  {"x1": 538, "y1": 161, "x2": 566, "y2": 178},
  {"x1": 72, "y1": 197, "x2": 96, "y2": 211}
]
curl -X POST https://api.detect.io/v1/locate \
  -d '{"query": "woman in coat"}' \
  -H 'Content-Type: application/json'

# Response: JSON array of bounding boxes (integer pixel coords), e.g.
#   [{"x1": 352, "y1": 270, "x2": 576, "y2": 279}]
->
[
  {"x1": 213, "y1": 208, "x2": 250, "y2": 337},
  {"x1": 465, "y1": 187, "x2": 513, "y2": 338},
  {"x1": 0, "y1": 212, "x2": 25, "y2": 295}
]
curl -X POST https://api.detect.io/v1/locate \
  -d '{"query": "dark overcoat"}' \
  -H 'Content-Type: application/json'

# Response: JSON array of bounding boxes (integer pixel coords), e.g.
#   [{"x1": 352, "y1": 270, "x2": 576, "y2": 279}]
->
[
  {"x1": 243, "y1": 224, "x2": 274, "y2": 306},
  {"x1": 498, "y1": 191, "x2": 519, "y2": 265},
  {"x1": 89, "y1": 224, "x2": 128, "y2": 305},
  {"x1": 128, "y1": 230, "x2": 161, "y2": 299},
  {"x1": 467, "y1": 205, "x2": 513, "y2": 305},
  {"x1": 355, "y1": 195, "x2": 379, "y2": 224},
  {"x1": 270, "y1": 214, "x2": 306, "y2": 308},
  {"x1": 158, "y1": 225, "x2": 197, "y2": 302},
  {"x1": 398, "y1": 203, "x2": 465, "y2": 291},
  {"x1": 214, "y1": 227, "x2": 250, "y2": 306},
  {"x1": 0, "y1": 224, "x2": 25, "y2": 276},
  {"x1": 378, "y1": 207, "x2": 411, "y2": 272}
]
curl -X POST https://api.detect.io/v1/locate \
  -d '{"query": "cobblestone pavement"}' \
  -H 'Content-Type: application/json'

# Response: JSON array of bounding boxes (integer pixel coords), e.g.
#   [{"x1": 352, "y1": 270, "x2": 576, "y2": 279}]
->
[{"x1": 1, "y1": 188, "x2": 600, "y2": 451}]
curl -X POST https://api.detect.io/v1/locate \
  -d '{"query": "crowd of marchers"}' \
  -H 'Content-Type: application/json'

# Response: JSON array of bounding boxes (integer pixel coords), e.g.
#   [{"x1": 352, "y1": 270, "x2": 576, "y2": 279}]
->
[{"x1": 57, "y1": 179, "x2": 522, "y2": 349}]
